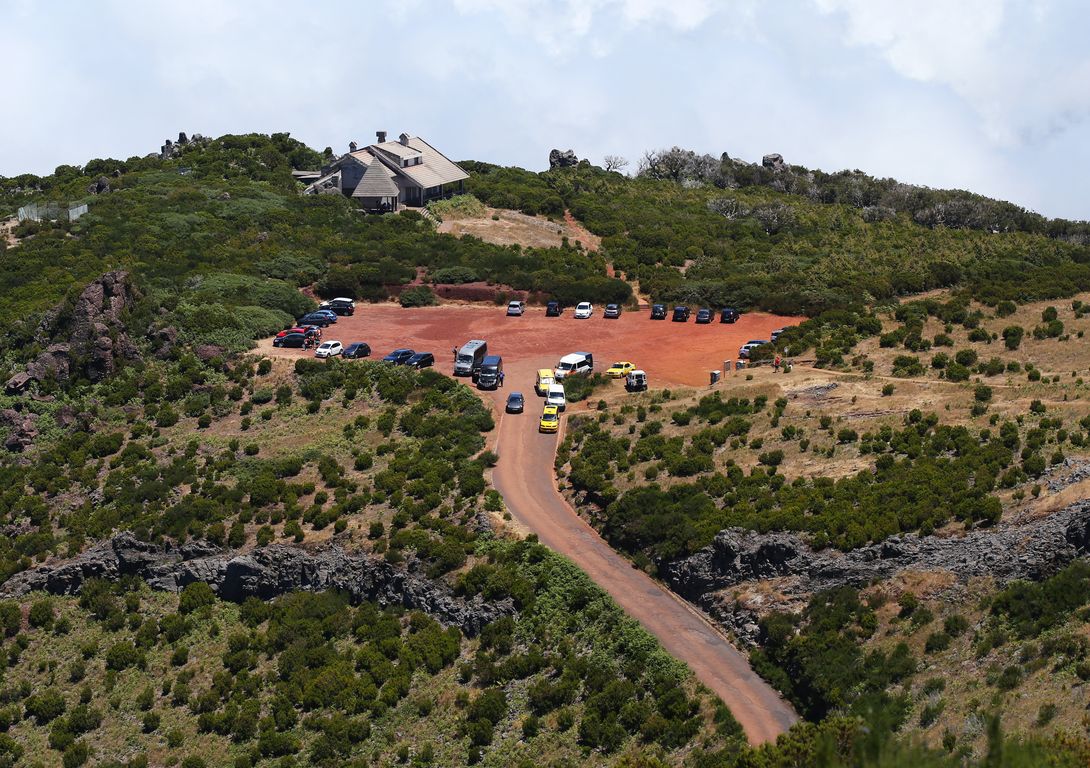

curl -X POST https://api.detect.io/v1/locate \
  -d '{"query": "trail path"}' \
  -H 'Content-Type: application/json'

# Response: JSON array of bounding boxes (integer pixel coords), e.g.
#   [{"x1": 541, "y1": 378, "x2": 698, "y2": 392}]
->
[{"x1": 485, "y1": 354, "x2": 799, "y2": 745}]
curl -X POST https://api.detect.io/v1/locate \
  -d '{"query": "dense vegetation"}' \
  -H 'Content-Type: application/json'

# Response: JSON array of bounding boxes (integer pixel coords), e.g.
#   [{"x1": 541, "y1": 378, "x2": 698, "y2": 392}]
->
[
  {"x1": 557, "y1": 393, "x2": 1047, "y2": 566},
  {"x1": 466, "y1": 161, "x2": 1090, "y2": 315}
]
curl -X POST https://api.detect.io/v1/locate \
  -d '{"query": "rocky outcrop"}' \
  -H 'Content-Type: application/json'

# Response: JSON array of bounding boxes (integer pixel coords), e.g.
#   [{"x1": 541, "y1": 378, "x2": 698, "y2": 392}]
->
[
  {"x1": 665, "y1": 500, "x2": 1090, "y2": 643},
  {"x1": 0, "y1": 408, "x2": 38, "y2": 452},
  {"x1": 5, "y1": 271, "x2": 139, "y2": 395},
  {"x1": 549, "y1": 149, "x2": 580, "y2": 169},
  {"x1": 761, "y1": 153, "x2": 786, "y2": 171},
  {"x1": 0, "y1": 534, "x2": 513, "y2": 636},
  {"x1": 86, "y1": 176, "x2": 111, "y2": 195}
]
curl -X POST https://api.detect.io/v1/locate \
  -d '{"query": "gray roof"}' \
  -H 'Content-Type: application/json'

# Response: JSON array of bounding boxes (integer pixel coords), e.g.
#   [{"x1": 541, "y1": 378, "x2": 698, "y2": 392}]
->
[{"x1": 352, "y1": 157, "x2": 399, "y2": 198}]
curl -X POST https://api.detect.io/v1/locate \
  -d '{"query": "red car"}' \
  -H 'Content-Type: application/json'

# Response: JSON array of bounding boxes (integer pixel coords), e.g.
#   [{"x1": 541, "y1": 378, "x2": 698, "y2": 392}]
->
[{"x1": 277, "y1": 326, "x2": 320, "y2": 340}]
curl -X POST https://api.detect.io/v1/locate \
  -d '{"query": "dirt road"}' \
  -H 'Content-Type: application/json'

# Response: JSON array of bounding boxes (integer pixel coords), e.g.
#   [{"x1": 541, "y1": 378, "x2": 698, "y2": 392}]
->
[
  {"x1": 261, "y1": 303, "x2": 802, "y2": 742},
  {"x1": 484, "y1": 352, "x2": 799, "y2": 745}
]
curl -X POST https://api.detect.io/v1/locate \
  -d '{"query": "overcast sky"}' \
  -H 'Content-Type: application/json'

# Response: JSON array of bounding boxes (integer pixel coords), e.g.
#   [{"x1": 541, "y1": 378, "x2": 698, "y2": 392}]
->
[{"x1": 2, "y1": 0, "x2": 1089, "y2": 219}]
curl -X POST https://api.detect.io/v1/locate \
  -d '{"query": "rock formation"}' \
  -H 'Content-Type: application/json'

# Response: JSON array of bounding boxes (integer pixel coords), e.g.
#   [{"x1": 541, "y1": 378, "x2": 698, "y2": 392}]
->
[
  {"x1": 664, "y1": 500, "x2": 1090, "y2": 644},
  {"x1": 1, "y1": 534, "x2": 514, "y2": 636},
  {"x1": 86, "y1": 176, "x2": 111, "y2": 195},
  {"x1": 549, "y1": 149, "x2": 580, "y2": 169},
  {"x1": 0, "y1": 408, "x2": 38, "y2": 452},
  {"x1": 762, "y1": 153, "x2": 786, "y2": 171},
  {"x1": 5, "y1": 270, "x2": 139, "y2": 395}
]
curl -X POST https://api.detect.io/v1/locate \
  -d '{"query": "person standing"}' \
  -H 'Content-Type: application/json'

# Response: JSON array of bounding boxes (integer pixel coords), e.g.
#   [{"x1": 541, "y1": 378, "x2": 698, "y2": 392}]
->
[{"x1": 499, "y1": 370, "x2": 505, "y2": 387}]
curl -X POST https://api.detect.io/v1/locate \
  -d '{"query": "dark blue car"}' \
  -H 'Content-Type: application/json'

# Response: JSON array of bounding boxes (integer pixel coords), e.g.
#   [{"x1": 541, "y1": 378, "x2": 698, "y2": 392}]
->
[
  {"x1": 383, "y1": 348, "x2": 415, "y2": 364},
  {"x1": 505, "y1": 392, "x2": 525, "y2": 413}
]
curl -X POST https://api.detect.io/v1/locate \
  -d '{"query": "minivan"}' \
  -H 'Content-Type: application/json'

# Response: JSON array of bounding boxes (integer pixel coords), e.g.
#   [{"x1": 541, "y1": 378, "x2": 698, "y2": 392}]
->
[
  {"x1": 535, "y1": 369, "x2": 555, "y2": 396},
  {"x1": 476, "y1": 355, "x2": 503, "y2": 389},
  {"x1": 454, "y1": 339, "x2": 488, "y2": 377},
  {"x1": 554, "y1": 352, "x2": 593, "y2": 380},
  {"x1": 650, "y1": 304, "x2": 667, "y2": 320},
  {"x1": 672, "y1": 306, "x2": 691, "y2": 322},
  {"x1": 546, "y1": 383, "x2": 566, "y2": 411},
  {"x1": 546, "y1": 301, "x2": 561, "y2": 317},
  {"x1": 720, "y1": 308, "x2": 740, "y2": 323}
]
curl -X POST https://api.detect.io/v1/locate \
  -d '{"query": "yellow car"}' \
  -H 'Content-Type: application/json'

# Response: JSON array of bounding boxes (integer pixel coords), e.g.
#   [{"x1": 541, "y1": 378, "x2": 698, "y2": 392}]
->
[
  {"x1": 606, "y1": 361, "x2": 636, "y2": 378},
  {"x1": 539, "y1": 405, "x2": 560, "y2": 433}
]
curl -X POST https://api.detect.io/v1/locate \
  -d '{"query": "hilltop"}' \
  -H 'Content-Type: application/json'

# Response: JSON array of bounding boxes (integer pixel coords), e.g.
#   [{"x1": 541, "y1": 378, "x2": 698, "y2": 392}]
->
[{"x1": 2, "y1": 132, "x2": 1090, "y2": 766}]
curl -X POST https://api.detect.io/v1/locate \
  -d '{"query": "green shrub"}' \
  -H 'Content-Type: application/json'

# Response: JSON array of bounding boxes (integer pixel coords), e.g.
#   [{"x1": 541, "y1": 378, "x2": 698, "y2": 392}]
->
[{"x1": 399, "y1": 286, "x2": 438, "y2": 308}]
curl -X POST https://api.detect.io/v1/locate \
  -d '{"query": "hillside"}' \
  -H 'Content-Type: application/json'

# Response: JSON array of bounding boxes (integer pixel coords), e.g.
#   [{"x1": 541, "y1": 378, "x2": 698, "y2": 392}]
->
[{"x1": 3, "y1": 133, "x2": 1090, "y2": 766}]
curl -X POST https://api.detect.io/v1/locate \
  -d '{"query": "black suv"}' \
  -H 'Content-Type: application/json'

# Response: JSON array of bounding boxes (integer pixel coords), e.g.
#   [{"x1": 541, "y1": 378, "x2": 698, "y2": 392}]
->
[
  {"x1": 720, "y1": 308, "x2": 740, "y2": 323},
  {"x1": 383, "y1": 348, "x2": 415, "y2": 365},
  {"x1": 650, "y1": 304, "x2": 666, "y2": 320},
  {"x1": 342, "y1": 342, "x2": 371, "y2": 359},
  {"x1": 546, "y1": 301, "x2": 561, "y2": 317},
  {"x1": 273, "y1": 333, "x2": 307, "y2": 348},
  {"x1": 405, "y1": 352, "x2": 434, "y2": 369},
  {"x1": 320, "y1": 299, "x2": 355, "y2": 316},
  {"x1": 672, "y1": 306, "x2": 691, "y2": 322},
  {"x1": 695, "y1": 308, "x2": 712, "y2": 324},
  {"x1": 604, "y1": 304, "x2": 621, "y2": 319}
]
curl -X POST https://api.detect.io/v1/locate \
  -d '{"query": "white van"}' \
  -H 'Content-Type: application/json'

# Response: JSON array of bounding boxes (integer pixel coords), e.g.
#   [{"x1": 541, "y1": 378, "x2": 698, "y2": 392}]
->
[
  {"x1": 554, "y1": 351, "x2": 593, "y2": 380},
  {"x1": 546, "y1": 383, "x2": 567, "y2": 411}
]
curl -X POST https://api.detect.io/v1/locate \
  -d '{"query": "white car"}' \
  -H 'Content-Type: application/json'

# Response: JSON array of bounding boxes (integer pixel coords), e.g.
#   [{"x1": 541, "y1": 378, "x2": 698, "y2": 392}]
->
[
  {"x1": 573, "y1": 302, "x2": 593, "y2": 319},
  {"x1": 315, "y1": 340, "x2": 343, "y2": 358},
  {"x1": 506, "y1": 300, "x2": 525, "y2": 316},
  {"x1": 545, "y1": 383, "x2": 567, "y2": 411},
  {"x1": 738, "y1": 340, "x2": 767, "y2": 359}
]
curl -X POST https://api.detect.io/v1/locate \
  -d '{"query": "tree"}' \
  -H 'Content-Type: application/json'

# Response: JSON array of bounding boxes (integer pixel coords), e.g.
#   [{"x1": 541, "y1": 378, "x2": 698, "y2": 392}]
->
[{"x1": 603, "y1": 155, "x2": 629, "y2": 173}]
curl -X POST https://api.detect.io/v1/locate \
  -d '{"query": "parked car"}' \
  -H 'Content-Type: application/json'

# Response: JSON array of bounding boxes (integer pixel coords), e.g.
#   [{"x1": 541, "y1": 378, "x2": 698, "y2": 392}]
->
[
  {"x1": 771, "y1": 327, "x2": 787, "y2": 342},
  {"x1": 603, "y1": 304, "x2": 621, "y2": 319},
  {"x1": 606, "y1": 361, "x2": 636, "y2": 378},
  {"x1": 319, "y1": 297, "x2": 356, "y2": 316},
  {"x1": 476, "y1": 355, "x2": 503, "y2": 389},
  {"x1": 625, "y1": 370, "x2": 648, "y2": 392},
  {"x1": 545, "y1": 383, "x2": 567, "y2": 411},
  {"x1": 539, "y1": 405, "x2": 560, "y2": 434},
  {"x1": 383, "y1": 348, "x2": 415, "y2": 364},
  {"x1": 720, "y1": 307, "x2": 740, "y2": 323},
  {"x1": 299, "y1": 325, "x2": 322, "y2": 339},
  {"x1": 506, "y1": 300, "x2": 525, "y2": 316},
  {"x1": 738, "y1": 340, "x2": 768, "y2": 358},
  {"x1": 554, "y1": 352, "x2": 593, "y2": 380},
  {"x1": 505, "y1": 392, "x2": 525, "y2": 414},
  {"x1": 650, "y1": 304, "x2": 667, "y2": 320},
  {"x1": 535, "y1": 368, "x2": 555, "y2": 396},
  {"x1": 405, "y1": 352, "x2": 434, "y2": 369},
  {"x1": 573, "y1": 302, "x2": 593, "y2": 319},
  {"x1": 695, "y1": 308, "x2": 713, "y2": 324},
  {"x1": 672, "y1": 306, "x2": 691, "y2": 322},
  {"x1": 298, "y1": 313, "x2": 334, "y2": 327},
  {"x1": 545, "y1": 300, "x2": 562, "y2": 317},
  {"x1": 273, "y1": 332, "x2": 307, "y2": 348},
  {"x1": 276, "y1": 327, "x2": 314, "y2": 339},
  {"x1": 342, "y1": 342, "x2": 371, "y2": 359},
  {"x1": 312, "y1": 309, "x2": 338, "y2": 323},
  {"x1": 314, "y1": 340, "x2": 343, "y2": 359}
]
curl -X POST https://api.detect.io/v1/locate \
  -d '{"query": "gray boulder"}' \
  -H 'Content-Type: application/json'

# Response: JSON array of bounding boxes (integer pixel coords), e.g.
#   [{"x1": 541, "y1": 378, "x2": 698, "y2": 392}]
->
[
  {"x1": 549, "y1": 149, "x2": 580, "y2": 169},
  {"x1": 762, "y1": 153, "x2": 786, "y2": 171}
]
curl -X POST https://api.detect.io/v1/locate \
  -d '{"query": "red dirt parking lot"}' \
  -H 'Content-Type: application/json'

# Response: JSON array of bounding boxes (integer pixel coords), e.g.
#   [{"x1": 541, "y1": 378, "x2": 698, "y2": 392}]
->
[{"x1": 258, "y1": 303, "x2": 804, "y2": 388}]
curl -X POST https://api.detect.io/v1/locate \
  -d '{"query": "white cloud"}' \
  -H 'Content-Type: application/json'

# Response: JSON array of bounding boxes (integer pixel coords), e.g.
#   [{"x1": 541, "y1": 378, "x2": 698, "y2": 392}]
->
[{"x1": 814, "y1": 0, "x2": 1090, "y2": 148}]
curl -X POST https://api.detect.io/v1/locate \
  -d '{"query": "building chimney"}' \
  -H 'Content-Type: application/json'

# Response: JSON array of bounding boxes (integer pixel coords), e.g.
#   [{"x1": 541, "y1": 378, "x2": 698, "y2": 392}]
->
[
  {"x1": 399, "y1": 132, "x2": 410, "y2": 146},
  {"x1": 349, "y1": 141, "x2": 358, "y2": 152},
  {"x1": 376, "y1": 130, "x2": 387, "y2": 143}
]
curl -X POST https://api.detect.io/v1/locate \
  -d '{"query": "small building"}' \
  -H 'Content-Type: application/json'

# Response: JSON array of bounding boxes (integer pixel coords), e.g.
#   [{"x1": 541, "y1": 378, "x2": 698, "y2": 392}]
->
[{"x1": 304, "y1": 131, "x2": 469, "y2": 212}]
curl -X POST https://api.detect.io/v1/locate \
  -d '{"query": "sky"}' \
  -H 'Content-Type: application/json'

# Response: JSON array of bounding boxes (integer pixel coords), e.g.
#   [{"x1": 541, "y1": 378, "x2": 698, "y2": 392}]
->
[{"x1": 2, "y1": 0, "x2": 1089, "y2": 220}]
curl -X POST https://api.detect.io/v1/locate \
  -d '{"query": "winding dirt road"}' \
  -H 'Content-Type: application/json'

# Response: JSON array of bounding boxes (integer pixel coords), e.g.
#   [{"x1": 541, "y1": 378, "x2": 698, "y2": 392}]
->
[
  {"x1": 484, "y1": 354, "x2": 799, "y2": 745},
  {"x1": 260, "y1": 303, "x2": 801, "y2": 743}
]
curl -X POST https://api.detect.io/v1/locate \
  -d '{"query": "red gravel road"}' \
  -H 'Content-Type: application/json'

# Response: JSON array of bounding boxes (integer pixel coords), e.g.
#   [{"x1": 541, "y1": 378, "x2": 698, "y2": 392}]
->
[{"x1": 260, "y1": 303, "x2": 802, "y2": 743}]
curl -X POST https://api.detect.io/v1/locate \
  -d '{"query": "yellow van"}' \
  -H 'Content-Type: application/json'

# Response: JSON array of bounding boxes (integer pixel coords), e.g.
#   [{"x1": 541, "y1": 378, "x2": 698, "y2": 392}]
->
[{"x1": 535, "y1": 369, "x2": 554, "y2": 396}]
